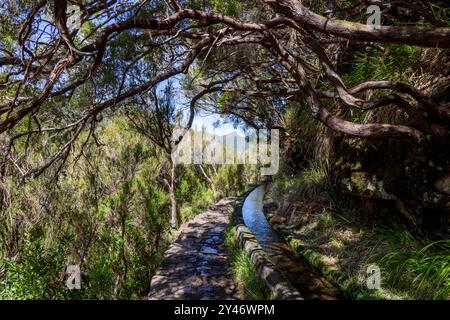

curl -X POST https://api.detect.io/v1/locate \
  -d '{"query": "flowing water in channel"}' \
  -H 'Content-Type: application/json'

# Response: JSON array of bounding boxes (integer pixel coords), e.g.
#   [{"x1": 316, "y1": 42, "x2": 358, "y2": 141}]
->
[
  {"x1": 242, "y1": 185, "x2": 284, "y2": 247},
  {"x1": 242, "y1": 185, "x2": 341, "y2": 300}
]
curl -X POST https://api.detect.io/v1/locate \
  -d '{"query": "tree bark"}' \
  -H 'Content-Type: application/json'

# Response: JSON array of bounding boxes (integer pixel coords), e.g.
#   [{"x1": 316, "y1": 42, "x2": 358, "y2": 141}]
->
[
  {"x1": 266, "y1": 0, "x2": 450, "y2": 48},
  {"x1": 168, "y1": 160, "x2": 179, "y2": 229},
  {"x1": 198, "y1": 164, "x2": 217, "y2": 199}
]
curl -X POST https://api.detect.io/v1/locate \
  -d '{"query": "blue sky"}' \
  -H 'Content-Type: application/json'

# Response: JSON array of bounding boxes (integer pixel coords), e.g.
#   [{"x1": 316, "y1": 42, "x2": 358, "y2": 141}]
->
[
  {"x1": 192, "y1": 112, "x2": 246, "y2": 136},
  {"x1": 167, "y1": 75, "x2": 246, "y2": 137}
]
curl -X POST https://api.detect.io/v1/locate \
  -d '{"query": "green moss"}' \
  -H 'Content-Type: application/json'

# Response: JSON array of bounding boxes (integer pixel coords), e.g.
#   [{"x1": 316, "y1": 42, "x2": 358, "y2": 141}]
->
[
  {"x1": 332, "y1": 19, "x2": 364, "y2": 28},
  {"x1": 350, "y1": 172, "x2": 369, "y2": 194},
  {"x1": 351, "y1": 162, "x2": 362, "y2": 171}
]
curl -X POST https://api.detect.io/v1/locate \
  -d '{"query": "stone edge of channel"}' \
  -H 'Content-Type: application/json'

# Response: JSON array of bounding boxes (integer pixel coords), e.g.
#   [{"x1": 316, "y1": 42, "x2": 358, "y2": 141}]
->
[{"x1": 232, "y1": 186, "x2": 303, "y2": 300}]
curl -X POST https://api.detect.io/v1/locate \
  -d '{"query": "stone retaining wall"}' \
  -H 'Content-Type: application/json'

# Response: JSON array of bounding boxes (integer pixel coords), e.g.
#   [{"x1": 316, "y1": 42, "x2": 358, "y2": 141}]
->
[{"x1": 232, "y1": 187, "x2": 303, "y2": 300}]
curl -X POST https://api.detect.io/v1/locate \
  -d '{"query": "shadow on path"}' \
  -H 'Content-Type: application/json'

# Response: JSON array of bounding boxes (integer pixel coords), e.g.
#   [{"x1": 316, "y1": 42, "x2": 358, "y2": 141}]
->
[{"x1": 148, "y1": 197, "x2": 241, "y2": 300}]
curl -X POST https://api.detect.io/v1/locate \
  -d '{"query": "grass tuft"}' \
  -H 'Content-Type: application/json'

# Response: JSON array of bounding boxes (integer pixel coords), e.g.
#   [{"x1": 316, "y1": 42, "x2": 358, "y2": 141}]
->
[
  {"x1": 374, "y1": 225, "x2": 450, "y2": 300},
  {"x1": 223, "y1": 226, "x2": 271, "y2": 300}
]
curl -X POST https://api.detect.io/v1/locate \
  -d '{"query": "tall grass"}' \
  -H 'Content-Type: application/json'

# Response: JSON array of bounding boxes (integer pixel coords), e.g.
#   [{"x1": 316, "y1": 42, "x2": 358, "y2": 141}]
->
[
  {"x1": 374, "y1": 224, "x2": 450, "y2": 300},
  {"x1": 273, "y1": 159, "x2": 327, "y2": 202},
  {"x1": 223, "y1": 226, "x2": 271, "y2": 300},
  {"x1": 345, "y1": 45, "x2": 420, "y2": 87}
]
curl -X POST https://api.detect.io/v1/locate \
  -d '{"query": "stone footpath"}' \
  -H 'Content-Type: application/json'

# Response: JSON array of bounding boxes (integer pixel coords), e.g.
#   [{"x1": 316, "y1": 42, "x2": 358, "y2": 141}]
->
[{"x1": 148, "y1": 197, "x2": 242, "y2": 300}]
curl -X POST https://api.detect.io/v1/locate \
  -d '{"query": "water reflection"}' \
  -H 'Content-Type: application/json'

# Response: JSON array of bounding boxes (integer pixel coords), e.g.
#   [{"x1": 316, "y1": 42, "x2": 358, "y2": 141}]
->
[{"x1": 243, "y1": 185, "x2": 283, "y2": 247}]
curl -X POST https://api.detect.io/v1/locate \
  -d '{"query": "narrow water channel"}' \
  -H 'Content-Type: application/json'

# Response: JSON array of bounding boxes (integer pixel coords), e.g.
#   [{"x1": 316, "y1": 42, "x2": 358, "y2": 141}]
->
[
  {"x1": 242, "y1": 185, "x2": 341, "y2": 300},
  {"x1": 242, "y1": 185, "x2": 284, "y2": 247}
]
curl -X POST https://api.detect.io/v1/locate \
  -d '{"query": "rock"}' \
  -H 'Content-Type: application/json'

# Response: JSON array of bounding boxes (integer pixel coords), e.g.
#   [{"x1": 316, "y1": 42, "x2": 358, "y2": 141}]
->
[
  {"x1": 200, "y1": 246, "x2": 218, "y2": 254},
  {"x1": 196, "y1": 266, "x2": 210, "y2": 273},
  {"x1": 343, "y1": 172, "x2": 394, "y2": 200},
  {"x1": 434, "y1": 174, "x2": 450, "y2": 195},
  {"x1": 198, "y1": 284, "x2": 213, "y2": 294}
]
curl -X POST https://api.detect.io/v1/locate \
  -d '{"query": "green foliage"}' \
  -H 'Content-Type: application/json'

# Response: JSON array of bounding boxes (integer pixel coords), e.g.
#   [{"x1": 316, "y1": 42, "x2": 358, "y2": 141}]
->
[
  {"x1": 272, "y1": 159, "x2": 327, "y2": 201},
  {"x1": 0, "y1": 117, "x2": 172, "y2": 299},
  {"x1": 178, "y1": 167, "x2": 215, "y2": 222},
  {"x1": 427, "y1": 2, "x2": 450, "y2": 24},
  {"x1": 374, "y1": 225, "x2": 450, "y2": 300},
  {"x1": 0, "y1": 237, "x2": 70, "y2": 299},
  {"x1": 279, "y1": 204, "x2": 450, "y2": 300},
  {"x1": 210, "y1": 0, "x2": 242, "y2": 16},
  {"x1": 212, "y1": 164, "x2": 255, "y2": 198},
  {"x1": 0, "y1": 113, "x2": 255, "y2": 299},
  {"x1": 224, "y1": 226, "x2": 271, "y2": 300},
  {"x1": 345, "y1": 45, "x2": 421, "y2": 87},
  {"x1": 187, "y1": 0, "x2": 241, "y2": 16},
  {"x1": 269, "y1": 162, "x2": 450, "y2": 300}
]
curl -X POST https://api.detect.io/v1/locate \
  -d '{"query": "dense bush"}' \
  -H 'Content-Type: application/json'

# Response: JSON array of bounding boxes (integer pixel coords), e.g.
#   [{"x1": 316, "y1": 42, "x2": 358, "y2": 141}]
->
[{"x1": 0, "y1": 117, "x2": 255, "y2": 299}]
